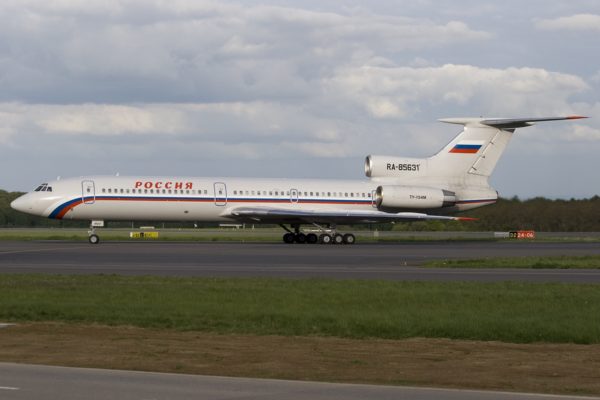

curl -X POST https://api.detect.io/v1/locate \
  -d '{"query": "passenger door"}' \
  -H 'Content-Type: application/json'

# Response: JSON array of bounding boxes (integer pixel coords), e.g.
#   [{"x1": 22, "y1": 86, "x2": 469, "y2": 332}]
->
[
  {"x1": 214, "y1": 182, "x2": 227, "y2": 206},
  {"x1": 82, "y1": 180, "x2": 95, "y2": 205}
]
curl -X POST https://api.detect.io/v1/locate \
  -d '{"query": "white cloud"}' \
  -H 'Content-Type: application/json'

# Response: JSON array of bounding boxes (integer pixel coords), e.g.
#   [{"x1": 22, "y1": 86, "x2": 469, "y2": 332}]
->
[
  {"x1": 535, "y1": 14, "x2": 600, "y2": 31},
  {"x1": 565, "y1": 124, "x2": 600, "y2": 141},
  {"x1": 325, "y1": 64, "x2": 589, "y2": 119},
  {"x1": 0, "y1": 1, "x2": 598, "y2": 198},
  {"x1": 0, "y1": 0, "x2": 491, "y2": 104},
  {"x1": 38, "y1": 104, "x2": 185, "y2": 135}
]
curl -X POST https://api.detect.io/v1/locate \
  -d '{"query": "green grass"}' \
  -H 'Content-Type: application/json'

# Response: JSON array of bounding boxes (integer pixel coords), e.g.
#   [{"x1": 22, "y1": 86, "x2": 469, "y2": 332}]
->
[
  {"x1": 0, "y1": 228, "x2": 289, "y2": 242},
  {"x1": 426, "y1": 255, "x2": 600, "y2": 269},
  {"x1": 0, "y1": 275, "x2": 599, "y2": 344}
]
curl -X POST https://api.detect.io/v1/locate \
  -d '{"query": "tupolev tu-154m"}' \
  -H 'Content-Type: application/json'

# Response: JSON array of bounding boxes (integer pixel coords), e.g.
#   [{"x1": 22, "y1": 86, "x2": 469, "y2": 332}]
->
[{"x1": 11, "y1": 116, "x2": 586, "y2": 244}]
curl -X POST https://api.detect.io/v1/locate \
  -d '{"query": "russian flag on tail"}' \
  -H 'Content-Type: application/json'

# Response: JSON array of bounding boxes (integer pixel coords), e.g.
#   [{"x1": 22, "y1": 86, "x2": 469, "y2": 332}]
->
[{"x1": 449, "y1": 140, "x2": 484, "y2": 154}]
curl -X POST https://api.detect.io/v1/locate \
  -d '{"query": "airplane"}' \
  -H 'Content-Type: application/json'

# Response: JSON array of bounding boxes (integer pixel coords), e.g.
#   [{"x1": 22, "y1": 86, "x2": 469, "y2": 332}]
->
[{"x1": 11, "y1": 115, "x2": 586, "y2": 245}]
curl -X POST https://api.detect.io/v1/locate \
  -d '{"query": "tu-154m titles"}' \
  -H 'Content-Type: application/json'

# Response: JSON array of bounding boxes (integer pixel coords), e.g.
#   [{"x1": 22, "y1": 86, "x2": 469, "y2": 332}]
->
[{"x1": 11, "y1": 116, "x2": 586, "y2": 244}]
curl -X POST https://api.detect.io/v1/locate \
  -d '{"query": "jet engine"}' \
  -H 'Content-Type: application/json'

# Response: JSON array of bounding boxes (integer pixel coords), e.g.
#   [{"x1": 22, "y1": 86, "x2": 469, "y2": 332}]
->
[{"x1": 375, "y1": 185, "x2": 456, "y2": 209}]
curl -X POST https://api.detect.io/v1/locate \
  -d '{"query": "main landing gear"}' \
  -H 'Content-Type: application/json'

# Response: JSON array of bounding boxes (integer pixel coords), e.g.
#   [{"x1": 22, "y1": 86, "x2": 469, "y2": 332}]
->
[{"x1": 280, "y1": 225, "x2": 356, "y2": 245}]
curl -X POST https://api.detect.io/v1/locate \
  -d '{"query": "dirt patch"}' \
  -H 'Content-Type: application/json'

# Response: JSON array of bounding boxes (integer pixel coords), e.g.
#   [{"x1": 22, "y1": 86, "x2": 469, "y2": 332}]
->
[{"x1": 1, "y1": 322, "x2": 599, "y2": 395}]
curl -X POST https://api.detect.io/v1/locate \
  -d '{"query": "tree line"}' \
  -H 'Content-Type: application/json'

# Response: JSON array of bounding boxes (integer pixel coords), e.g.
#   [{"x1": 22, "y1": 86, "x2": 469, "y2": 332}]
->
[{"x1": 1, "y1": 189, "x2": 599, "y2": 231}]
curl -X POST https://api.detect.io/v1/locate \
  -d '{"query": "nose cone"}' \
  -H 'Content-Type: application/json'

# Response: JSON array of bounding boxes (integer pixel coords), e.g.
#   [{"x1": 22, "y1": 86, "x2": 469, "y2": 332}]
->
[{"x1": 11, "y1": 194, "x2": 33, "y2": 213}]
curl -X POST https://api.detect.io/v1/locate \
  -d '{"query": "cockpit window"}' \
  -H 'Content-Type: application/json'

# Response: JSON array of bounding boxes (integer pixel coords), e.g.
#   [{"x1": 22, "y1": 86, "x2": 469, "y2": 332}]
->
[{"x1": 34, "y1": 183, "x2": 52, "y2": 192}]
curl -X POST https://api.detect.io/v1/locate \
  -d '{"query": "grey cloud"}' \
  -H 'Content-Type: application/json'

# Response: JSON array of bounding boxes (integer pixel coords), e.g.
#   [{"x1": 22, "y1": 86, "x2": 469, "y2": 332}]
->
[
  {"x1": 0, "y1": 0, "x2": 598, "y2": 199},
  {"x1": 0, "y1": 1, "x2": 491, "y2": 104}
]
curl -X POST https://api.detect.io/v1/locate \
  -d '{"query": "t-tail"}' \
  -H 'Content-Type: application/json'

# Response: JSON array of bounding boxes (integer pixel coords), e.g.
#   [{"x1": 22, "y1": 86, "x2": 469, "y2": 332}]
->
[{"x1": 365, "y1": 116, "x2": 587, "y2": 212}]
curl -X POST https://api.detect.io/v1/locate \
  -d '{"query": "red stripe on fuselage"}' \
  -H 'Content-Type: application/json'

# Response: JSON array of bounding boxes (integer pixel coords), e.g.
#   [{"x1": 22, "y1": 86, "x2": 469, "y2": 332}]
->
[{"x1": 53, "y1": 197, "x2": 372, "y2": 219}]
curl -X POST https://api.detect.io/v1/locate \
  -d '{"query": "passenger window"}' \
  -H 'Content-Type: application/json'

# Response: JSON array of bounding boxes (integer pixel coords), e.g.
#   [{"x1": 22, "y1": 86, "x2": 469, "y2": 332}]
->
[
  {"x1": 350, "y1": 193, "x2": 354, "y2": 197},
  {"x1": 87, "y1": 188, "x2": 91, "y2": 193}
]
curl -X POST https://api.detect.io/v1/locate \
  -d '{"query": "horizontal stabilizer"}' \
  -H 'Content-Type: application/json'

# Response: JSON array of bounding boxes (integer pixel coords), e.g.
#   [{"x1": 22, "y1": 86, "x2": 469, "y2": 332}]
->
[{"x1": 439, "y1": 116, "x2": 587, "y2": 129}]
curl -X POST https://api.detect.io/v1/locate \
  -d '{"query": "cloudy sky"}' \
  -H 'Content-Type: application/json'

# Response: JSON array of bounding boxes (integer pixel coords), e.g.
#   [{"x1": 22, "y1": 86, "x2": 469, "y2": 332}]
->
[{"x1": 1, "y1": 0, "x2": 599, "y2": 198}]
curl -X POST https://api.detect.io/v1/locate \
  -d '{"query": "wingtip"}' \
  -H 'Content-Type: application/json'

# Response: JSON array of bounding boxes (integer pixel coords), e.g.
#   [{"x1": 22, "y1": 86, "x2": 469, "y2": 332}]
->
[
  {"x1": 455, "y1": 217, "x2": 478, "y2": 222},
  {"x1": 566, "y1": 115, "x2": 588, "y2": 120}
]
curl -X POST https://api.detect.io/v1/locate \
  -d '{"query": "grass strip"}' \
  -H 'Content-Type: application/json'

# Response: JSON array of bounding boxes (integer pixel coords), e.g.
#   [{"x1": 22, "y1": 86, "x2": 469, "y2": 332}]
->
[
  {"x1": 426, "y1": 255, "x2": 600, "y2": 269},
  {"x1": 2, "y1": 323, "x2": 600, "y2": 396},
  {"x1": 0, "y1": 275, "x2": 599, "y2": 344}
]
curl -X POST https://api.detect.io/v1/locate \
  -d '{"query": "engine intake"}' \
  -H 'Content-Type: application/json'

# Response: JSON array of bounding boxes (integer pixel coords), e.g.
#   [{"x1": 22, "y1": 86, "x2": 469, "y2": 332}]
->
[{"x1": 375, "y1": 185, "x2": 456, "y2": 209}]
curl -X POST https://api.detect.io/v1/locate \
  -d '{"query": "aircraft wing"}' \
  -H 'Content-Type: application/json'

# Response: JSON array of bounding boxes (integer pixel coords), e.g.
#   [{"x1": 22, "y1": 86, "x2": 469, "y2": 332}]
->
[{"x1": 224, "y1": 206, "x2": 475, "y2": 225}]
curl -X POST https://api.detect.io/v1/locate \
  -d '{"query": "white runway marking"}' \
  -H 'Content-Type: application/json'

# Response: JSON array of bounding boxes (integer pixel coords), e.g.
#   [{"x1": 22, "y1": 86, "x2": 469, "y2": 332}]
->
[{"x1": 0, "y1": 386, "x2": 19, "y2": 390}]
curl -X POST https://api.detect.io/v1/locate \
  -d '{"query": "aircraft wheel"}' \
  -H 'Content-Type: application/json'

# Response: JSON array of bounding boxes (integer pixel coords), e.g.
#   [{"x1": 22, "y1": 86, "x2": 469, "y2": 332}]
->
[
  {"x1": 283, "y1": 232, "x2": 295, "y2": 244},
  {"x1": 333, "y1": 234, "x2": 344, "y2": 245},
  {"x1": 295, "y1": 233, "x2": 307, "y2": 244},
  {"x1": 306, "y1": 233, "x2": 318, "y2": 244},
  {"x1": 319, "y1": 234, "x2": 332, "y2": 244},
  {"x1": 88, "y1": 234, "x2": 100, "y2": 245},
  {"x1": 343, "y1": 233, "x2": 356, "y2": 245}
]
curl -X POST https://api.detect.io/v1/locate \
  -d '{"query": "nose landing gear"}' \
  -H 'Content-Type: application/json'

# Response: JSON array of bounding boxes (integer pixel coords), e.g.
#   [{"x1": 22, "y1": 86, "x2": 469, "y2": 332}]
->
[
  {"x1": 88, "y1": 233, "x2": 100, "y2": 244},
  {"x1": 88, "y1": 220, "x2": 103, "y2": 244}
]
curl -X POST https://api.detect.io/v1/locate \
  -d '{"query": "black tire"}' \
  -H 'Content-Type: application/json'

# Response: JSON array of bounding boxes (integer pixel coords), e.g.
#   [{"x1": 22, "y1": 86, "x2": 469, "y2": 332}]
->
[
  {"x1": 319, "y1": 234, "x2": 332, "y2": 244},
  {"x1": 333, "y1": 234, "x2": 344, "y2": 245},
  {"x1": 88, "y1": 234, "x2": 100, "y2": 245},
  {"x1": 295, "y1": 233, "x2": 307, "y2": 244},
  {"x1": 343, "y1": 233, "x2": 356, "y2": 245},
  {"x1": 283, "y1": 232, "x2": 295, "y2": 244},
  {"x1": 306, "y1": 233, "x2": 318, "y2": 244}
]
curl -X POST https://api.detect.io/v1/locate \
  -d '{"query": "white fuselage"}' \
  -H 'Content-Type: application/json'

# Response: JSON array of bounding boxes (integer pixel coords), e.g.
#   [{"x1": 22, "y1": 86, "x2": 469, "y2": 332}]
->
[{"x1": 11, "y1": 175, "x2": 495, "y2": 223}]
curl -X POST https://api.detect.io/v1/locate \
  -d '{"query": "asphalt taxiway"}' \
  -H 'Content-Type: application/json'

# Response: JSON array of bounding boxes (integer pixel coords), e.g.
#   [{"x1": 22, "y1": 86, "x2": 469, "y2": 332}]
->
[
  {"x1": 1, "y1": 363, "x2": 598, "y2": 400},
  {"x1": 1, "y1": 241, "x2": 599, "y2": 282}
]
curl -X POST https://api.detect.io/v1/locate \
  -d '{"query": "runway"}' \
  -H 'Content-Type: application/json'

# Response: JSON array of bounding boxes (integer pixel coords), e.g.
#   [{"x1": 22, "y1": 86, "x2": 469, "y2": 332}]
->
[
  {"x1": 1, "y1": 363, "x2": 598, "y2": 400},
  {"x1": 1, "y1": 241, "x2": 600, "y2": 282}
]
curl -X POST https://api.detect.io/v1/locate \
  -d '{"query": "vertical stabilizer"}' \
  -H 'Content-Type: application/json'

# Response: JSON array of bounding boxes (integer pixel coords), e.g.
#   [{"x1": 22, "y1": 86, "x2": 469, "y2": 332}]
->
[{"x1": 427, "y1": 116, "x2": 587, "y2": 182}]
